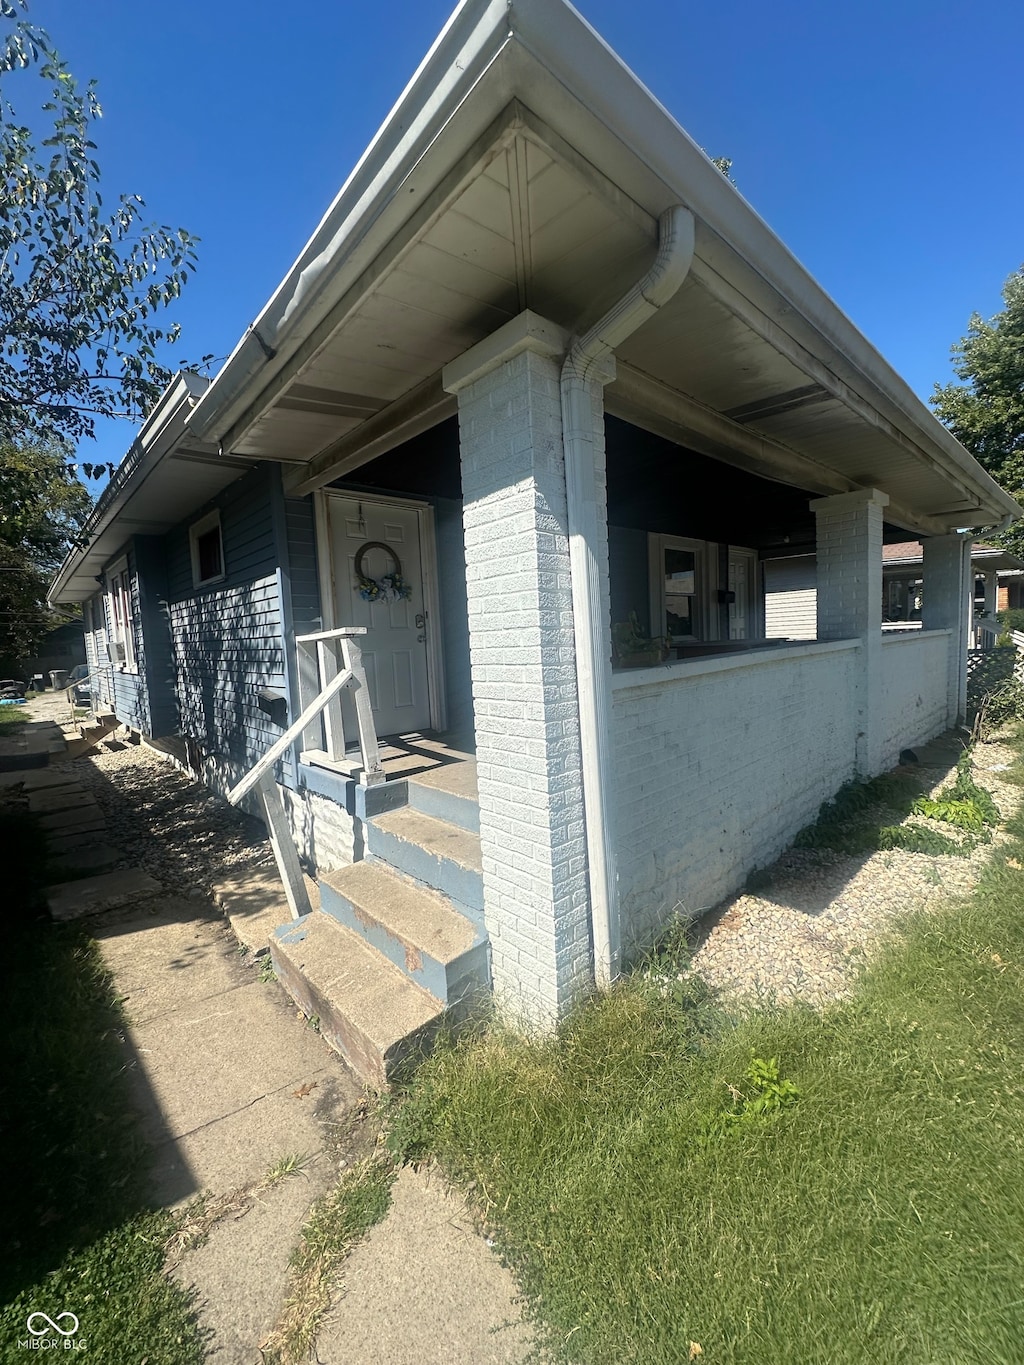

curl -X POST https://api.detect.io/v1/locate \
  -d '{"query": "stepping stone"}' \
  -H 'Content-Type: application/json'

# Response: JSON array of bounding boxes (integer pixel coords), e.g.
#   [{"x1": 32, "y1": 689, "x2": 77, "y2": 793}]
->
[
  {"x1": 38, "y1": 802, "x2": 104, "y2": 832},
  {"x1": 47, "y1": 828, "x2": 109, "y2": 852},
  {"x1": 49, "y1": 843, "x2": 119, "y2": 876},
  {"x1": 29, "y1": 786, "x2": 87, "y2": 814},
  {"x1": 47, "y1": 868, "x2": 162, "y2": 921},
  {"x1": 0, "y1": 768, "x2": 78, "y2": 791}
]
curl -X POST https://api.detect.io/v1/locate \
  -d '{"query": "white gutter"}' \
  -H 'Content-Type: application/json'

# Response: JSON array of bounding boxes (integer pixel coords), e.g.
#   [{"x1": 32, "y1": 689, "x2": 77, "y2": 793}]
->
[{"x1": 561, "y1": 204, "x2": 695, "y2": 987}]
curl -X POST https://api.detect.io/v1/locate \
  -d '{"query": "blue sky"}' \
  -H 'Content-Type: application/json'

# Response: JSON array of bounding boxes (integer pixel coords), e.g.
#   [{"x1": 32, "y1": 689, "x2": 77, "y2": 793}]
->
[{"x1": 38, "y1": 0, "x2": 1024, "y2": 476}]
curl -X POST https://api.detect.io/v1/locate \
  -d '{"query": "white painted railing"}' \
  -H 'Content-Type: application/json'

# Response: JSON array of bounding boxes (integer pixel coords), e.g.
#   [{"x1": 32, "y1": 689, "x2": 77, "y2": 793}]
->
[
  {"x1": 973, "y1": 618, "x2": 1000, "y2": 649},
  {"x1": 225, "y1": 627, "x2": 383, "y2": 920}
]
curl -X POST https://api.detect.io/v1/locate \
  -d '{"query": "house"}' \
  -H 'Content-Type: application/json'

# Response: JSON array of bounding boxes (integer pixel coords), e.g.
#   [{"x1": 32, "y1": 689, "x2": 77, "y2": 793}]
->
[
  {"x1": 18, "y1": 619, "x2": 85, "y2": 685},
  {"x1": 765, "y1": 541, "x2": 1024, "y2": 638},
  {"x1": 49, "y1": 0, "x2": 1020, "y2": 1079}
]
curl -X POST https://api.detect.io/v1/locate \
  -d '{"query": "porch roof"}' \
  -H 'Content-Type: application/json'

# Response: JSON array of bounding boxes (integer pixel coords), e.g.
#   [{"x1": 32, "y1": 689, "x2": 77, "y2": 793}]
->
[
  {"x1": 48, "y1": 373, "x2": 260, "y2": 603},
  {"x1": 176, "y1": 0, "x2": 1018, "y2": 540}
]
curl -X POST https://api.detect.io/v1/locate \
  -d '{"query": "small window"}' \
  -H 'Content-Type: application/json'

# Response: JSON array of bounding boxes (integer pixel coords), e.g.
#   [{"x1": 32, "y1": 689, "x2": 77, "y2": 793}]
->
[
  {"x1": 105, "y1": 557, "x2": 138, "y2": 672},
  {"x1": 189, "y1": 510, "x2": 225, "y2": 587}
]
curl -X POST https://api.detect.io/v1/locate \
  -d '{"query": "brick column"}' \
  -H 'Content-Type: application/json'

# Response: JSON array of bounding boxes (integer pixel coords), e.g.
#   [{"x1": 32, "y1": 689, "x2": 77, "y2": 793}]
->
[
  {"x1": 922, "y1": 533, "x2": 972, "y2": 724},
  {"x1": 443, "y1": 311, "x2": 592, "y2": 1023},
  {"x1": 811, "y1": 488, "x2": 888, "y2": 775}
]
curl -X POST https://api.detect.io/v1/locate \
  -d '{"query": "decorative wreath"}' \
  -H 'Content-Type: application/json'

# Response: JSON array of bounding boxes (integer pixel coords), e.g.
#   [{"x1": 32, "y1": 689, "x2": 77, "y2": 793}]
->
[{"x1": 353, "y1": 541, "x2": 413, "y2": 604}]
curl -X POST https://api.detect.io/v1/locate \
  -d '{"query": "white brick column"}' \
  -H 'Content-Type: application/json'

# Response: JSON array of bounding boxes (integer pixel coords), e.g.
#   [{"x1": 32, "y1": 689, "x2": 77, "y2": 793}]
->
[
  {"x1": 443, "y1": 311, "x2": 593, "y2": 1023},
  {"x1": 922, "y1": 533, "x2": 972, "y2": 723},
  {"x1": 811, "y1": 488, "x2": 888, "y2": 775}
]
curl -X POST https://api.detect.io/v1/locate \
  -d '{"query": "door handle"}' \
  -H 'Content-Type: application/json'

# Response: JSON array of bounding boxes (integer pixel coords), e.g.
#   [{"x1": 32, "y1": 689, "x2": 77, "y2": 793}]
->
[{"x1": 415, "y1": 613, "x2": 425, "y2": 629}]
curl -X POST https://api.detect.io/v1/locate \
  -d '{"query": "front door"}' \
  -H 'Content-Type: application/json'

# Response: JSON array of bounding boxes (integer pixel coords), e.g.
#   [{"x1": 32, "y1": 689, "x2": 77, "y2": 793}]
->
[{"x1": 326, "y1": 494, "x2": 432, "y2": 737}]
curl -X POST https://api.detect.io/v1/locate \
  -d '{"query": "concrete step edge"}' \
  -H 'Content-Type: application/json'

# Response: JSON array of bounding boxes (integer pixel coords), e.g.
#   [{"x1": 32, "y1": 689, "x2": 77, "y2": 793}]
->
[
  {"x1": 318, "y1": 862, "x2": 488, "y2": 1001},
  {"x1": 271, "y1": 913, "x2": 445, "y2": 1087}
]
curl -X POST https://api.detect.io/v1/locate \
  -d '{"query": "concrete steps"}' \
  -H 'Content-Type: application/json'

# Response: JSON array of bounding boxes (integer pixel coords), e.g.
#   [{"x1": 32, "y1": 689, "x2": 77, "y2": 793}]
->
[
  {"x1": 264, "y1": 753, "x2": 487, "y2": 1088},
  {"x1": 366, "y1": 807, "x2": 483, "y2": 917},
  {"x1": 406, "y1": 758, "x2": 479, "y2": 833},
  {"x1": 318, "y1": 860, "x2": 488, "y2": 1007},
  {"x1": 66, "y1": 713, "x2": 119, "y2": 760},
  {"x1": 271, "y1": 912, "x2": 445, "y2": 1087}
]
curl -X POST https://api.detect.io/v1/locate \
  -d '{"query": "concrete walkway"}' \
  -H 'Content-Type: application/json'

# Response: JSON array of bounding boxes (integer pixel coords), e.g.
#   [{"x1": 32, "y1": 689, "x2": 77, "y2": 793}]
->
[{"x1": 14, "y1": 692, "x2": 531, "y2": 1363}]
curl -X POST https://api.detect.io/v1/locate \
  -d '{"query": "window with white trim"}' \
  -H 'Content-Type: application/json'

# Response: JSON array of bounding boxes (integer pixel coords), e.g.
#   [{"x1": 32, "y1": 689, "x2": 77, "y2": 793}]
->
[
  {"x1": 189, "y1": 509, "x2": 225, "y2": 587},
  {"x1": 649, "y1": 535, "x2": 707, "y2": 644},
  {"x1": 105, "y1": 557, "x2": 137, "y2": 672}
]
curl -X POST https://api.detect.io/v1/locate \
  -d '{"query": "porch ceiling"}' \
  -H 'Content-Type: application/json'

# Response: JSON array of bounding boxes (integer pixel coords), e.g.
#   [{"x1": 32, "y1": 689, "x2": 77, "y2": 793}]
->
[{"x1": 188, "y1": 0, "x2": 1018, "y2": 540}]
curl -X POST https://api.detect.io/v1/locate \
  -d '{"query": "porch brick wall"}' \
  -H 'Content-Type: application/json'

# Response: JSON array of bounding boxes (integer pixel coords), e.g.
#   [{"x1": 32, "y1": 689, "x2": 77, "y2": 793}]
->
[
  {"x1": 449, "y1": 337, "x2": 592, "y2": 1023},
  {"x1": 922, "y1": 533, "x2": 972, "y2": 722},
  {"x1": 812, "y1": 489, "x2": 887, "y2": 775},
  {"x1": 879, "y1": 632, "x2": 952, "y2": 764},
  {"x1": 612, "y1": 643, "x2": 860, "y2": 954}
]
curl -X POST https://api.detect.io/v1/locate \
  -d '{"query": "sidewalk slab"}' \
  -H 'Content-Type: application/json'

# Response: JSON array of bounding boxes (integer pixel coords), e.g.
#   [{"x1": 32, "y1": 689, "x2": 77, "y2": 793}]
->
[
  {"x1": 96, "y1": 901, "x2": 254, "y2": 1024},
  {"x1": 47, "y1": 867, "x2": 161, "y2": 920},
  {"x1": 318, "y1": 1167, "x2": 531, "y2": 1365},
  {"x1": 125, "y1": 981, "x2": 337, "y2": 1141},
  {"x1": 0, "y1": 767, "x2": 77, "y2": 791},
  {"x1": 213, "y1": 862, "x2": 320, "y2": 956},
  {"x1": 147, "y1": 1068, "x2": 344, "y2": 1205},
  {"x1": 29, "y1": 786, "x2": 87, "y2": 814},
  {"x1": 39, "y1": 802, "x2": 104, "y2": 832},
  {"x1": 171, "y1": 1158, "x2": 334, "y2": 1357},
  {"x1": 49, "y1": 842, "x2": 119, "y2": 875}
]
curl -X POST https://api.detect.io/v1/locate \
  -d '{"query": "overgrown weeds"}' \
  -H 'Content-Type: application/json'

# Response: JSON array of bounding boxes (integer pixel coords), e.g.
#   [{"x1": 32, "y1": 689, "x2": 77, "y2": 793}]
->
[
  {"x1": 259, "y1": 1156, "x2": 396, "y2": 1364},
  {"x1": 389, "y1": 733, "x2": 1024, "y2": 1363},
  {"x1": 793, "y1": 747, "x2": 1000, "y2": 858}
]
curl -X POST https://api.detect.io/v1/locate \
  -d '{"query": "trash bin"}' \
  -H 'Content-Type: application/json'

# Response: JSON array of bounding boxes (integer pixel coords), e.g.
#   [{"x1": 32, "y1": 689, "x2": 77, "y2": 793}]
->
[
  {"x1": 48, "y1": 669, "x2": 69, "y2": 691},
  {"x1": 31, "y1": 674, "x2": 45, "y2": 691}
]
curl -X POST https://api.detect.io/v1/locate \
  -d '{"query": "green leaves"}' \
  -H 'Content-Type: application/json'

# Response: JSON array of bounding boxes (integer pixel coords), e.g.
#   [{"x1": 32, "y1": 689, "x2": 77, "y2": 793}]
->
[
  {"x1": 0, "y1": 2, "x2": 198, "y2": 445},
  {"x1": 932, "y1": 267, "x2": 1024, "y2": 550}
]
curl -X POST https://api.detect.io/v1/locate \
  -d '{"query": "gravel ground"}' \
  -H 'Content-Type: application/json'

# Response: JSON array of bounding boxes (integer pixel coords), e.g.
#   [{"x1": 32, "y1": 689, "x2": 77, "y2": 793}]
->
[
  {"x1": 687, "y1": 733, "x2": 1021, "y2": 1008},
  {"x1": 65, "y1": 738, "x2": 274, "y2": 895}
]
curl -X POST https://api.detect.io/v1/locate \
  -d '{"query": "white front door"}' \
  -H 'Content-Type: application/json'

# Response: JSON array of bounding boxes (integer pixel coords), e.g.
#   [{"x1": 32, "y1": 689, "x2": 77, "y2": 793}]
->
[{"x1": 326, "y1": 495, "x2": 432, "y2": 737}]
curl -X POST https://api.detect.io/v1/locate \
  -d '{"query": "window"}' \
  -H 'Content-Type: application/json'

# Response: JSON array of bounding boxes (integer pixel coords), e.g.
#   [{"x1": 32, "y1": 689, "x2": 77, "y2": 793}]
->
[
  {"x1": 105, "y1": 557, "x2": 137, "y2": 672},
  {"x1": 650, "y1": 536, "x2": 706, "y2": 644},
  {"x1": 189, "y1": 510, "x2": 225, "y2": 586}
]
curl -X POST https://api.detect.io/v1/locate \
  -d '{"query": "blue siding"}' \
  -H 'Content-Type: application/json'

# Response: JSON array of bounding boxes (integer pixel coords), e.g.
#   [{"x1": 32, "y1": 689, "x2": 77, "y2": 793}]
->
[
  {"x1": 283, "y1": 496, "x2": 322, "y2": 636},
  {"x1": 134, "y1": 536, "x2": 177, "y2": 735},
  {"x1": 163, "y1": 466, "x2": 287, "y2": 785},
  {"x1": 609, "y1": 525, "x2": 651, "y2": 638}
]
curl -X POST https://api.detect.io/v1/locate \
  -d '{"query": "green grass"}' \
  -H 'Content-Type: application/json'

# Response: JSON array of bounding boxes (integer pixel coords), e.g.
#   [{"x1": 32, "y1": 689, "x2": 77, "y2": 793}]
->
[
  {"x1": 261, "y1": 1156, "x2": 397, "y2": 1363},
  {"x1": 390, "y1": 739, "x2": 1024, "y2": 1364},
  {"x1": 0, "y1": 799, "x2": 204, "y2": 1363}
]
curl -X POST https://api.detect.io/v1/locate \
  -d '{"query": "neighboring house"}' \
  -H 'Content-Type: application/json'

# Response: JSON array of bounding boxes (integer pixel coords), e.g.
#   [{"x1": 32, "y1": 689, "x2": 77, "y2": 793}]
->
[
  {"x1": 765, "y1": 542, "x2": 1024, "y2": 639},
  {"x1": 19, "y1": 619, "x2": 85, "y2": 683},
  {"x1": 49, "y1": 0, "x2": 1021, "y2": 1076}
]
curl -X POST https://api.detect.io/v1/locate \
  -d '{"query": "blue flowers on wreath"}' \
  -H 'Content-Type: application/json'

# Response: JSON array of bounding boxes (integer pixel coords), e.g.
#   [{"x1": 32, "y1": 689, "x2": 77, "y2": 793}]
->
[{"x1": 354, "y1": 541, "x2": 414, "y2": 604}]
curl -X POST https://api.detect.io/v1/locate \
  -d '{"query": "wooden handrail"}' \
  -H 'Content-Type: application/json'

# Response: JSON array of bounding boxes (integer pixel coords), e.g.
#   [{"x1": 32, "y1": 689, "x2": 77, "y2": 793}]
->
[{"x1": 225, "y1": 664, "x2": 354, "y2": 806}]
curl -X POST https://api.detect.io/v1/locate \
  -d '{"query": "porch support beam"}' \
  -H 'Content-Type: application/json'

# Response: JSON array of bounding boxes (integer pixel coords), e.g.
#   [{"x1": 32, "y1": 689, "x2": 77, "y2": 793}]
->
[
  {"x1": 811, "y1": 488, "x2": 888, "y2": 776},
  {"x1": 609, "y1": 362, "x2": 958, "y2": 540},
  {"x1": 922, "y1": 532, "x2": 973, "y2": 724},
  {"x1": 444, "y1": 311, "x2": 592, "y2": 1023}
]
